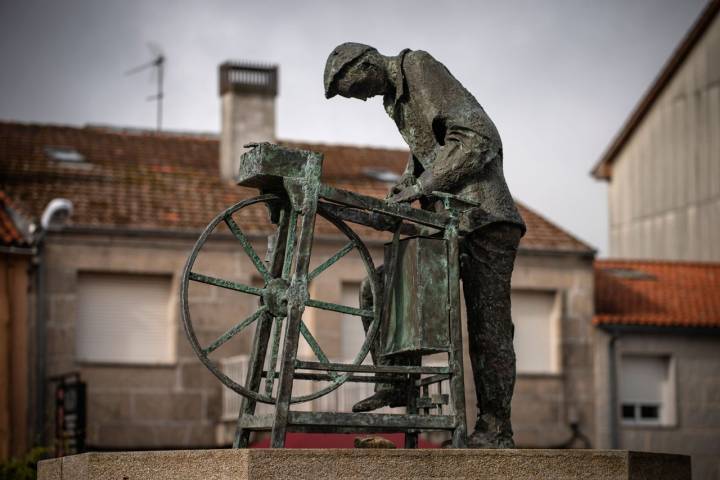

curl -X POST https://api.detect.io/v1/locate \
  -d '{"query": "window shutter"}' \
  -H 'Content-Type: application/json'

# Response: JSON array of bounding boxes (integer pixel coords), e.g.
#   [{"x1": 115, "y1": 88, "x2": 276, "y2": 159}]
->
[
  {"x1": 512, "y1": 290, "x2": 559, "y2": 374},
  {"x1": 76, "y1": 273, "x2": 174, "y2": 364}
]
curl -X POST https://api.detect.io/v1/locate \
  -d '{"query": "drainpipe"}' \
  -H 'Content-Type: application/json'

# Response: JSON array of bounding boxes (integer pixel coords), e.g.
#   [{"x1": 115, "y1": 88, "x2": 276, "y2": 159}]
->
[
  {"x1": 32, "y1": 199, "x2": 73, "y2": 447},
  {"x1": 607, "y1": 331, "x2": 620, "y2": 449}
]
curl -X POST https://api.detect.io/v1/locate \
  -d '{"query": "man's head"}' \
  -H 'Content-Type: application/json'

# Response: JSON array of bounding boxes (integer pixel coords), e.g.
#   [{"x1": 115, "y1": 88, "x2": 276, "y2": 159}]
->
[{"x1": 324, "y1": 42, "x2": 388, "y2": 101}]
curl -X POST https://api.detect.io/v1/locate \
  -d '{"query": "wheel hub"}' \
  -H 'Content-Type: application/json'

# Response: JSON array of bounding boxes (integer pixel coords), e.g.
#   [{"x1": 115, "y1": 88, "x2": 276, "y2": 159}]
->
[{"x1": 263, "y1": 278, "x2": 290, "y2": 316}]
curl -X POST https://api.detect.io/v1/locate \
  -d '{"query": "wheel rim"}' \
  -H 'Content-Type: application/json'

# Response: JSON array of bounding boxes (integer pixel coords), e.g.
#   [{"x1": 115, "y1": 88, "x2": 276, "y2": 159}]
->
[{"x1": 180, "y1": 195, "x2": 381, "y2": 404}]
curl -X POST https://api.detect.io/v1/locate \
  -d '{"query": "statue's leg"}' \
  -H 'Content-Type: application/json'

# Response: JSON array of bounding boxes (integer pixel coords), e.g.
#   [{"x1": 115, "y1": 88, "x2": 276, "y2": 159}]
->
[
  {"x1": 353, "y1": 265, "x2": 407, "y2": 412},
  {"x1": 460, "y1": 224, "x2": 522, "y2": 448}
]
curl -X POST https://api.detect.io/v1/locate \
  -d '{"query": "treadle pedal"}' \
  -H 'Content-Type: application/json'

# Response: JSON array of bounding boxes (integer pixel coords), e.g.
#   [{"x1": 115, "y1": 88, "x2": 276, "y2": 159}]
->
[{"x1": 416, "y1": 394, "x2": 449, "y2": 409}]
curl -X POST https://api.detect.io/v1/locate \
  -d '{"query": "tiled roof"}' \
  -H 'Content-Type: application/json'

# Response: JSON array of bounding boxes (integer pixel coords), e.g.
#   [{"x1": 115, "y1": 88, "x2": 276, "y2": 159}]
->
[
  {"x1": 0, "y1": 121, "x2": 593, "y2": 253},
  {"x1": 594, "y1": 259, "x2": 720, "y2": 329},
  {"x1": 0, "y1": 191, "x2": 29, "y2": 247}
]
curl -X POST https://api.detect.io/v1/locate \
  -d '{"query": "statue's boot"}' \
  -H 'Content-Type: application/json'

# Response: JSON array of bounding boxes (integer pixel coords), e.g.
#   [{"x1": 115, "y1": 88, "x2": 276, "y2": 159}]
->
[
  {"x1": 467, "y1": 414, "x2": 515, "y2": 448},
  {"x1": 351, "y1": 389, "x2": 406, "y2": 412}
]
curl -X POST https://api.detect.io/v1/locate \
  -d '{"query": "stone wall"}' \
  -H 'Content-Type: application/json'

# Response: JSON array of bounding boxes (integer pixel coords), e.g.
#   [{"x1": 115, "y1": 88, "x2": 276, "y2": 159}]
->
[
  {"x1": 42, "y1": 229, "x2": 594, "y2": 449},
  {"x1": 593, "y1": 330, "x2": 720, "y2": 480},
  {"x1": 502, "y1": 252, "x2": 595, "y2": 447}
]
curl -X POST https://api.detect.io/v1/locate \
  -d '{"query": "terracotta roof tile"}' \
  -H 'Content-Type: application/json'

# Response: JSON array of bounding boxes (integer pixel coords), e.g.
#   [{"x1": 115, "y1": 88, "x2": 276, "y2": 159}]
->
[
  {"x1": 594, "y1": 259, "x2": 720, "y2": 329},
  {"x1": 0, "y1": 191, "x2": 29, "y2": 247},
  {"x1": 0, "y1": 121, "x2": 592, "y2": 253}
]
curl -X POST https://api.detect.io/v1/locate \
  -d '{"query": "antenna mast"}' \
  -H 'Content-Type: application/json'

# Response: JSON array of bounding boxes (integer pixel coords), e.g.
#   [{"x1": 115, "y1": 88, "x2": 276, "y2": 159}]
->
[{"x1": 126, "y1": 47, "x2": 165, "y2": 131}]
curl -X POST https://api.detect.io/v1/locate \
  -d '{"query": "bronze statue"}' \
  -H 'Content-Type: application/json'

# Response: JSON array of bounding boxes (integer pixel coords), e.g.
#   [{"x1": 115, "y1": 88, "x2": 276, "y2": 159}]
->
[{"x1": 325, "y1": 43, "x2": 526, "y2": 448}]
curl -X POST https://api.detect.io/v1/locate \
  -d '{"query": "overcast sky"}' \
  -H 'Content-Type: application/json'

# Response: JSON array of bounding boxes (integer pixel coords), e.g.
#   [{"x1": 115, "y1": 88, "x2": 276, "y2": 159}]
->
[{"x1": 0, "y1": 0, "x2": 709, "y2": 255}]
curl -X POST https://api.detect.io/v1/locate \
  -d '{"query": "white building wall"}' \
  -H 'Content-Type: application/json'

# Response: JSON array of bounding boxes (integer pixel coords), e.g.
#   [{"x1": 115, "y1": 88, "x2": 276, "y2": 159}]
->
[{"x1": 608, "y1": 13, "x2": 720, "y2": 261}]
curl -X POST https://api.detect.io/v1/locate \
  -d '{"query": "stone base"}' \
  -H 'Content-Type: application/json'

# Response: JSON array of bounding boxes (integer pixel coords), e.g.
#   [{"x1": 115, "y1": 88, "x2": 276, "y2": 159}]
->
[{"x1": 38, "y1": 449, "x2": 691, "y2": 480}]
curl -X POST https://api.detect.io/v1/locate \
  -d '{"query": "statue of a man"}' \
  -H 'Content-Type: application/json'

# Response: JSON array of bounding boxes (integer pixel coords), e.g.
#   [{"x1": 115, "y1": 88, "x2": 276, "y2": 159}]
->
[{"x1": 324, "y1": 43, "x2": 526, "y2": 448}]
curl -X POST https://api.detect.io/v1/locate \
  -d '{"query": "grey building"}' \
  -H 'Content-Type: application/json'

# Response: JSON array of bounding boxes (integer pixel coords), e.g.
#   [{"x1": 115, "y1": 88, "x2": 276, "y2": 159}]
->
[
  {"x1": 593, "y1": 259, "x2": 720, "y2": 480},
  {"x1": 592, "y1": 0, "x2": 720, "y2": 262}
]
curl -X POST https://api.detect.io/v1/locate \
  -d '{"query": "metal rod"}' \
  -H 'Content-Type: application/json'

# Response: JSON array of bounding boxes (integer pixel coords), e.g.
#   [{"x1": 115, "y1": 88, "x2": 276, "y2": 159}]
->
[
  {"x1": 305, "y1": 298, "x2": 372, "y2": 317},
  {"x1": 234, "y1": 205, "x2": 290, "y2": 448},
  {"x1": 189, "y1": 272, "x2": 263, "y2": 296},
  {"x1": 271, "y1": 152, "x2": 323, "y2": 448},
  {"x1": 264, "y1": 316, "x2": 284, "y2": 395},
  {"x1": 299, "y1": 321, "x2": 330, "y2": 364},
  {"x1": 295, "y1": 360, "x2": 450, "y2": 375},
  {"x1": 307, "y1": 241, "x2": 354, "y2": 282},
  {"x1": 224, "y1": 215, "x2": 271, "y2": 282},
  {"x1": 261, "y1": 371, "x2": 405, "y2": 384},
  {"x1": 318, "y1": 184, "x2": 450, "y2": 229},
  {"x1": 416, "y1": 373, "x2": 450, "y2": 387},
  {"x1": 282, "y1": 210, "x2": 297, "y2": 280},
  {"x1": 445, "y1": 223, "x2": 468, "y2": 448},
  {"x1": 203, "y1": 306, "x2": 268, "y2": 355}
]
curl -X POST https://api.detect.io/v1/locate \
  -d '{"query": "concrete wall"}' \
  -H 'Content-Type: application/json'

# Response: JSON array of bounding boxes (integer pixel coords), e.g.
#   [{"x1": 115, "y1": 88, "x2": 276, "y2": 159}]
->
[
  {"x1": 0, "y1": 253, "x2": 31, "y2": 458},
  {"x1": 593, "y1": 329, "x2": 720, "y2": 480},
  {"x1": 42, "y1": 228, "x2": 594, "y2": 449},
  {"x1": 606, "y1": 13, "x2": 720, "y2": 261}
]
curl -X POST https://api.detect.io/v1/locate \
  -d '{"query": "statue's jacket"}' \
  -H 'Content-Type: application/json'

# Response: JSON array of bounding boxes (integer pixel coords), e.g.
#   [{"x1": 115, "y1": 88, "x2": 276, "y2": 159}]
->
[{"x1": 384, "y1": 49, "x2": 526, "y2": 235}]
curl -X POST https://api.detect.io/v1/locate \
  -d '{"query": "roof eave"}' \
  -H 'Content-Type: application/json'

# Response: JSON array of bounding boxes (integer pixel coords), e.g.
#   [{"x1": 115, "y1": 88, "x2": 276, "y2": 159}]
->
[{"x1": 596, "y1": 322, "x2": 720, "y2": 336}]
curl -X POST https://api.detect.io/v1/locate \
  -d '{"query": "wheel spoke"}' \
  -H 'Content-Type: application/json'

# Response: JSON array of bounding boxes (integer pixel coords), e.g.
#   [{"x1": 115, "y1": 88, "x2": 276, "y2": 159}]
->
[
  {"x1": 189, "y1": 272, "x2": 263, "y2": 296},
  {"x1": 305, "y1": 299, "x2": 372, "y2": 317},
  {"x1": 204, "y1": 306, "x2": 268, "y2": 355},
  {"x1": 264, "y1": 316, "x2": 284, "y2": 395},
  {"x1": 308, "y1": 241, "x2": 354, "y2": 282},
  {"x1": 282, "y1": 210, "x2": 298, "y2": 280},
  {"x1": 224, "y1": 215, "x2": 271, "y2": 282},
  {"x1": 299, "y1": 321, "x2": 330, "y2": 364}
]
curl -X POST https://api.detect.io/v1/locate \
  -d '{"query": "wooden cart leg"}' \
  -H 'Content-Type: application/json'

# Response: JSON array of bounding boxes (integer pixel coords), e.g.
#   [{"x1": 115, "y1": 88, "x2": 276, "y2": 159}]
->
[
  {"x1": 235, "y1": 209, "x2": 290, "y2": 448},
  {"x1": 271, "y1": 154, "x2": 322, "y2": 448},
  {"x1": 233, "y1": 313, "x2": 274, "y2": 448},
  {"x1": 404, "y1": 354, "x2": 421, "y2": 448},
  {"x1": 270, "y1": 304, "x2": 303, "y2": 447},
  {"x1": 446, "y1": 226, "x2": 468, "y2": 448}
]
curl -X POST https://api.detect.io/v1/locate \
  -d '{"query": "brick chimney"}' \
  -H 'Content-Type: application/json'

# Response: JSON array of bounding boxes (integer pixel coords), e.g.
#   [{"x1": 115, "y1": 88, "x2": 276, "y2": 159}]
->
[{"x1": 218, "y1": 62, "x2": 278, "y2": 181}]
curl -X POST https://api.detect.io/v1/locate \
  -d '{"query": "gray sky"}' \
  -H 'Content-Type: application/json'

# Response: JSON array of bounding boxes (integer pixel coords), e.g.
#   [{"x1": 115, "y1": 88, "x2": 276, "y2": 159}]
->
[{"x1": 0, "y1": 0, "x2": 709, "y2": 255}]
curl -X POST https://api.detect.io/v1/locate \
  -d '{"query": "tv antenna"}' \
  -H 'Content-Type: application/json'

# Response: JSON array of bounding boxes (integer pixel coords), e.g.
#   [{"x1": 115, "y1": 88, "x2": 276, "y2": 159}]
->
[{"x1": 126, "y1": 43, "x2": 165, "y2": 131}]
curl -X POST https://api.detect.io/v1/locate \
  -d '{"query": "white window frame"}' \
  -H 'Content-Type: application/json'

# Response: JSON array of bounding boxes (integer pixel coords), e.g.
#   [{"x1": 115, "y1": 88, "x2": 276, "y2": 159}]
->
[{"x1": 619, "y1": 354, "x2": 676, "y2": 427}]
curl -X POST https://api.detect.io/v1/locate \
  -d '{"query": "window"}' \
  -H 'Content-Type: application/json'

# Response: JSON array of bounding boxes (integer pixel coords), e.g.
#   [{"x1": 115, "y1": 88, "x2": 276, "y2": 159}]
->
[
  {"x1": 620, "y1": 355, "x2": 675, "y2": 426},
  {"x1": 76, "y1": 272, "x2": 175, "y2": 364},
  {"x1": 45, "y1": 146, "x2": 85, "y2": 163},
  {"x1": 511, "y1": 290, "x2": 560, "y2": 374}
]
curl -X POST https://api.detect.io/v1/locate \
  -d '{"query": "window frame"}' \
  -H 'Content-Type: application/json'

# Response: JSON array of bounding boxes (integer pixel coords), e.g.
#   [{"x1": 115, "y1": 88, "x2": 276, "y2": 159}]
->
[
  {"x1": 74, "y1": 270, "x2": 177, "y2": 366},
  {"x1": 618, "y1": 353, "x2": 677, "y2": 428}
]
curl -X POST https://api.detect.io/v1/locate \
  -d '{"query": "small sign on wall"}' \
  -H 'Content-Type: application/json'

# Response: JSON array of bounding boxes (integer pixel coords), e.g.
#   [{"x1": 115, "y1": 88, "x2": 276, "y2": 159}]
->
[{"x1": 53, "y1": 373, "x2": 86, "y2": 457}]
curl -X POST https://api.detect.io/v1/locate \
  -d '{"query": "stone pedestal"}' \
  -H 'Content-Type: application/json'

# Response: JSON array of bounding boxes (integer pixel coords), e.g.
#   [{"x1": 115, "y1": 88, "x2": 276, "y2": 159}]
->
[{"x1": 38, "y1": 449, "x2": 691, "y2": 480}]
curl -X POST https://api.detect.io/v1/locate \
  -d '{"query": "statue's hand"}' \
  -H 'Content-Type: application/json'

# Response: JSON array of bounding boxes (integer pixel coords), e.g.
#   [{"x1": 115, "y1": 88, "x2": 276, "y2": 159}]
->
[
  {"x1": 386, "y1": 173, "x2": 416, "y2": 199},
  {"x1": 386, "y1": 184, "x2": 422, "y2": 204}
]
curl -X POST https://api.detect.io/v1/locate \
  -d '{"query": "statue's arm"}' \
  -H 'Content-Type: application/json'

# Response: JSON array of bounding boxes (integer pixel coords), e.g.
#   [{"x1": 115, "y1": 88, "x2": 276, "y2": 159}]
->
[
  {"x1": 416, "y1": 121, "x2": 499, "y2": 195},
  {"x1": 386, "y1": 154, "x2": 419, "y2": 198}
]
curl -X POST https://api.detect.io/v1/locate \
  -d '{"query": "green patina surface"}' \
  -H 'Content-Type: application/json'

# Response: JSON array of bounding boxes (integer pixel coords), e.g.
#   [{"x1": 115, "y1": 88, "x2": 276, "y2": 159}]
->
[
  {"x1": 183, "y1": 142, "x2": 470, "y2": 448},
  {"x1": 381, "y1": 236, "x2": 450, "y2": 358}
]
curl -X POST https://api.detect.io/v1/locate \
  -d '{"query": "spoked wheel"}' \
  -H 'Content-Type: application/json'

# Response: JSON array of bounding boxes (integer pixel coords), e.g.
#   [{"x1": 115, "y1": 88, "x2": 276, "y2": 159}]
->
[{"x1": 180, "y1": 194, "x2": 381, "y2": 404}]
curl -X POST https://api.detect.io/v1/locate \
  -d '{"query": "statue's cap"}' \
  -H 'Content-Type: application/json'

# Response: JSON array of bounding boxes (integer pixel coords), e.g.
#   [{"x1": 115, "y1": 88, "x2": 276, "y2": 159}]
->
[{"x1": 324, "y1": 42, "x2": 378, "y2": 99}]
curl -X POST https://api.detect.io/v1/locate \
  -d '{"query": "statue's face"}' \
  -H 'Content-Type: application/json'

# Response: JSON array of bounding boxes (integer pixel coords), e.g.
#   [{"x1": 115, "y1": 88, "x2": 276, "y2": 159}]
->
[{"x1": 335, "y1": 60, "x2": 387, "y2": 101}]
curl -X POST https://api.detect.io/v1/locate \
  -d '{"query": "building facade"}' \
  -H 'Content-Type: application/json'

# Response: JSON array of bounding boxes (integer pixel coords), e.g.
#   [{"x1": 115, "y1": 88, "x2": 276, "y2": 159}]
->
[
  {"x1": 592, "y1": 0, "x2": 720, "y2": 262},
  {"x1": 0, "y1": 193, "x2": 32, "y2": 459},
  {"x1": 593, "y1": 260, "x2": 720, "y2": 480}
]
